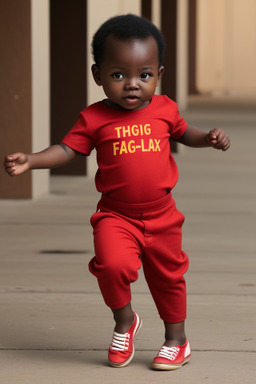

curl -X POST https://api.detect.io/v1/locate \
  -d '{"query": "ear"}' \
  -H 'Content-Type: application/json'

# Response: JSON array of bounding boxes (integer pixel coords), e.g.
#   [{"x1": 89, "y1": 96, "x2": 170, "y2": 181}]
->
[
  {"x1": 157, "y1": 66, "x2": 164, "y2": 85},
  {"x1": 91, "y1": 64, "x2": 102, "y2": 86}
]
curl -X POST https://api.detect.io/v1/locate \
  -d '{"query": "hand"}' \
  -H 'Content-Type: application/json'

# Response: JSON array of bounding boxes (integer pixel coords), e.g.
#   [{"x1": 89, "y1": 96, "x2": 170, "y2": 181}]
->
[
  {"x1": 4, "y1": 152, "x2": 30, "y2": 176},
  {"x1": 207, "y1": 128, "x2": 230, "y2": 151}
]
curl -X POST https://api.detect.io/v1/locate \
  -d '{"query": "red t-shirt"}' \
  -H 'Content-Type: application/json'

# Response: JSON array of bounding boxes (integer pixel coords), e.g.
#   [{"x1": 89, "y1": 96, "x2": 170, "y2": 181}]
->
[{"x1": 62, "y1": 94, "x2": 187, "y2": 203}]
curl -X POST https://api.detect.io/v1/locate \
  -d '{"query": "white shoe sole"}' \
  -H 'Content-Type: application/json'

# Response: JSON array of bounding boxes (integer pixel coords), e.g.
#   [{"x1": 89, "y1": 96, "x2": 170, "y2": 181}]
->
[{"x1": 151, "y1": 355, "x2": 191, "y2": 370}]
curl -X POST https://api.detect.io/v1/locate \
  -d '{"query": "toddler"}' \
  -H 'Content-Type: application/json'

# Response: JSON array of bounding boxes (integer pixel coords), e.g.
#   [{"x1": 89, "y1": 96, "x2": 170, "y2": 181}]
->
[{"x1": 4, "y1": 14, "x2": 230, "y2": 370}]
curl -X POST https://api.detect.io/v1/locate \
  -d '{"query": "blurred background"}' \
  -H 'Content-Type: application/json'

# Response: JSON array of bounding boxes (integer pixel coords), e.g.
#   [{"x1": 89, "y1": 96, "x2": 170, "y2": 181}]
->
[{"x1": 0, "y1": 0, "x2": 255, "y2": 199}]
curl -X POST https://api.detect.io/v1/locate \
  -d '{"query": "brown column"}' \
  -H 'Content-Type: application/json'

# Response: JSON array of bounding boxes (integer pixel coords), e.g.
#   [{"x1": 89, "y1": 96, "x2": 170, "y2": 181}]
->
[
  {"x1": 161, "y1": 0, "x2": 177, "y2": 100},
  {"x1": 0, "y1": 0, "x2": 32, "y2": 198},
  {"x1": 188, "y1": 0, "x2": 199, "y2": 94},
  {"x1": 161, "y1": 0, "x2": 178, "y2": 152},
  {"x1": 50, "y1": 0, "x2": 88, "y2": 175},
  {"x1": 141, "y1": 0, "x2": 152, "y2": 20}
]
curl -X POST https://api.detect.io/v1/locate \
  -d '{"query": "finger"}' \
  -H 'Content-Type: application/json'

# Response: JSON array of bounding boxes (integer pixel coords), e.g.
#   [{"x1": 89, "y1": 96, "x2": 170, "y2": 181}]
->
[
  {"x1": 215, "y1": 141, "x2": 227, "y2": 150},
  {"x1": 8, "y1": 170, "x2": 17, "y2": 177},
  {"x1": 5, "y1": 166, "x2": 15, "y2": 176},
  {"x1": 9, "y1": 166, "x2": 20, "y2": 176},
  {"x1": 217, "y1": 138, "x2": 230, "y2": 151},
  {"x1": 6, "y1": 152, "x2": 23, "y2": 162},
  {"x1": 208, "y1": 130, "x2": 217, "y2": 141},
  {"x1": 5, "y1": 154, "x2": 15, "y2": 161},
  {"x1": 4, "y1": 161, "x2": 16, "y2": 168},
  {"x1": 211, "y1": 128, "x2": 221, "y2": 137},
  {"x1": 212, "y1": 127, "x2": 222, "y2": 136},
  {"x1": 222, "y1": 140, "x2": 231, "y2": 151},
  {"x1": 209, "y1": 137, "x2": 217, "y2": 144}
]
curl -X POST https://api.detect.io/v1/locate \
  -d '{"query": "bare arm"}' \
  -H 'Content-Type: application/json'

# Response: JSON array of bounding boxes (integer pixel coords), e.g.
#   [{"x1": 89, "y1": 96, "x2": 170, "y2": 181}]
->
[
  {"x1": 4, "y1": 144, "x2": 78, "y2": 176},
  {"x1": 175, "y1": 126, "x2": 230, "y2": 151}
]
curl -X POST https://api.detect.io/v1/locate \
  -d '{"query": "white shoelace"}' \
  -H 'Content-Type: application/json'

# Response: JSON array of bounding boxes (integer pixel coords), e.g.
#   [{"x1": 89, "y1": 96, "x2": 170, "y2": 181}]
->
[
  {"x1": 157, "y1": 345, "x2": 180, "y2": 361},
  {"x1": 110, "y1": 331, "x2": 130, "y2": 351}
]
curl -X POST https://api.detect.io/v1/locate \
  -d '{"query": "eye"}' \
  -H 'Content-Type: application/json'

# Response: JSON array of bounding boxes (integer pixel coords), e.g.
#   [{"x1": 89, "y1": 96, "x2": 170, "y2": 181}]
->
[
  {"x1": 140, "y1": 72, "x2": 152, "y2": 80},
  {"x1": 111, "y1": 72, "x2": 125, "y2": 80}
]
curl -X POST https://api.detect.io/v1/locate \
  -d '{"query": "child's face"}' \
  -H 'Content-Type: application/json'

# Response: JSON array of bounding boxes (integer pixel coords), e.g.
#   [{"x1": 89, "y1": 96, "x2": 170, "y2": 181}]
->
[{"x1": 92, "y1": 35, "x2": 164, "y2": 111}]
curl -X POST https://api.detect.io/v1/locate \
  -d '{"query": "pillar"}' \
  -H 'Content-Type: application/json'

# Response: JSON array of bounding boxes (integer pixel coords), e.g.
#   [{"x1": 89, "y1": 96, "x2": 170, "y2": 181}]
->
[{"x1": 0, "y1": 0, "x2": 49, "y2": 199}]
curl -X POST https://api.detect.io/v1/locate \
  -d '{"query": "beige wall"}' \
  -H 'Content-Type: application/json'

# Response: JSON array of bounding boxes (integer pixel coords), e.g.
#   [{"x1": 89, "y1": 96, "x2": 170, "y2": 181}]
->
[
  {"x1": 197, "y1": 0, "x2": 256, "y2": 96},
  {"x1": 31, "y1": 0, "x2": 50, "y2": 197},
  {"x1": 176, "y1": 0, "x2": 188, "y2": 110},
  {"x1": 228, "y1": 0, "x2": 256, "y2": 94}
]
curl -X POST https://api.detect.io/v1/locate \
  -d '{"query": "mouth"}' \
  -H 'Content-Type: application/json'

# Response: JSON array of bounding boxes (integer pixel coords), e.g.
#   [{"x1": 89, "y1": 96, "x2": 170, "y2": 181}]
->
[{"x1": 124, "y1": 95, "x2": 140, "y2": 104}]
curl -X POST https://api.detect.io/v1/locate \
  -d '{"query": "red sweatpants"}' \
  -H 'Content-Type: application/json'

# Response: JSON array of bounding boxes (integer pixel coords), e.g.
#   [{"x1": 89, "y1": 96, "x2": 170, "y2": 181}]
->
[{"x1": 89, "y1": 193, "x2": 189, "y2": 323}]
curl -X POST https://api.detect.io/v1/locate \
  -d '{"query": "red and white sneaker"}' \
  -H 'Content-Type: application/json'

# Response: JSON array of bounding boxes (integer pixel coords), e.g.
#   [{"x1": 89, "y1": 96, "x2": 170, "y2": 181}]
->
[
  {"x1": 152, "y1": 339, "x2": 191, "y2": 370},
  {"x1": 108, "y1": 312, "x2": 142, "y2": 368}
]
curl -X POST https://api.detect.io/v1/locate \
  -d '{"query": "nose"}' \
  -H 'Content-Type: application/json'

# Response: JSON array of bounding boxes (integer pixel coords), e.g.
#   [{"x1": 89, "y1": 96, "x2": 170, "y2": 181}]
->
[{"x1": 124, "y1": 77, "x2": 139, "y2": 90}]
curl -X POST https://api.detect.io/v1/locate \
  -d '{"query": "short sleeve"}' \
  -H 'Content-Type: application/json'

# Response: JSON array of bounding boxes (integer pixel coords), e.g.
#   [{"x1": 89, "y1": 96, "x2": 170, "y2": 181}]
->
[
  {"x1": 61, "y1": 112, "x2": 94, "y2": 155},
  {"x1": 170, "y1": 102, "x2": 188, "y2": 140}
]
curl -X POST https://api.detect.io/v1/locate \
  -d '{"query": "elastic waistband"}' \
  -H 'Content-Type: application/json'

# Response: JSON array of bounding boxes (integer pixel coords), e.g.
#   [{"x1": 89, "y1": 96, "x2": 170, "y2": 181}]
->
[{"x1": 98, "y1": 193, "x2": 173, "y2": 215}]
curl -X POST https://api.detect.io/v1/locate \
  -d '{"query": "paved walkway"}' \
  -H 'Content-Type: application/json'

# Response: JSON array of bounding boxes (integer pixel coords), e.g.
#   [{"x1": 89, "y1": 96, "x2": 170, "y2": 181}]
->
[{"x1": 0, "y1": 99, "x2": 255, "y2": 383}]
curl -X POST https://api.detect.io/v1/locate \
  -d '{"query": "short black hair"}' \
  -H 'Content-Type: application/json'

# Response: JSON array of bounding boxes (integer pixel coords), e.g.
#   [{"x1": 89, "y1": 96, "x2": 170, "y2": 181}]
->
[{"x1": 91, "y1": 14, "x2": 165, "y2": 67}]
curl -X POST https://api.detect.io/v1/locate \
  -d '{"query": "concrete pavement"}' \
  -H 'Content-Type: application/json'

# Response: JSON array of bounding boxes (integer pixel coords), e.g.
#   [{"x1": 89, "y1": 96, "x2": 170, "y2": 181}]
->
[{"x1": 0, "y1": 99, "x2": 255, "y2": 383}]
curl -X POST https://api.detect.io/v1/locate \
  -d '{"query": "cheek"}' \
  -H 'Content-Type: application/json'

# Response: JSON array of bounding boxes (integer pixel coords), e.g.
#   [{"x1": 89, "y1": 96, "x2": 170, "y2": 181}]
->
[
  {"x1": 143, "y1": 82, "x2": 157, "y2": 95},
  {"x1": 103, "y1": 82, "x2": 122, "y2": 97}
]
